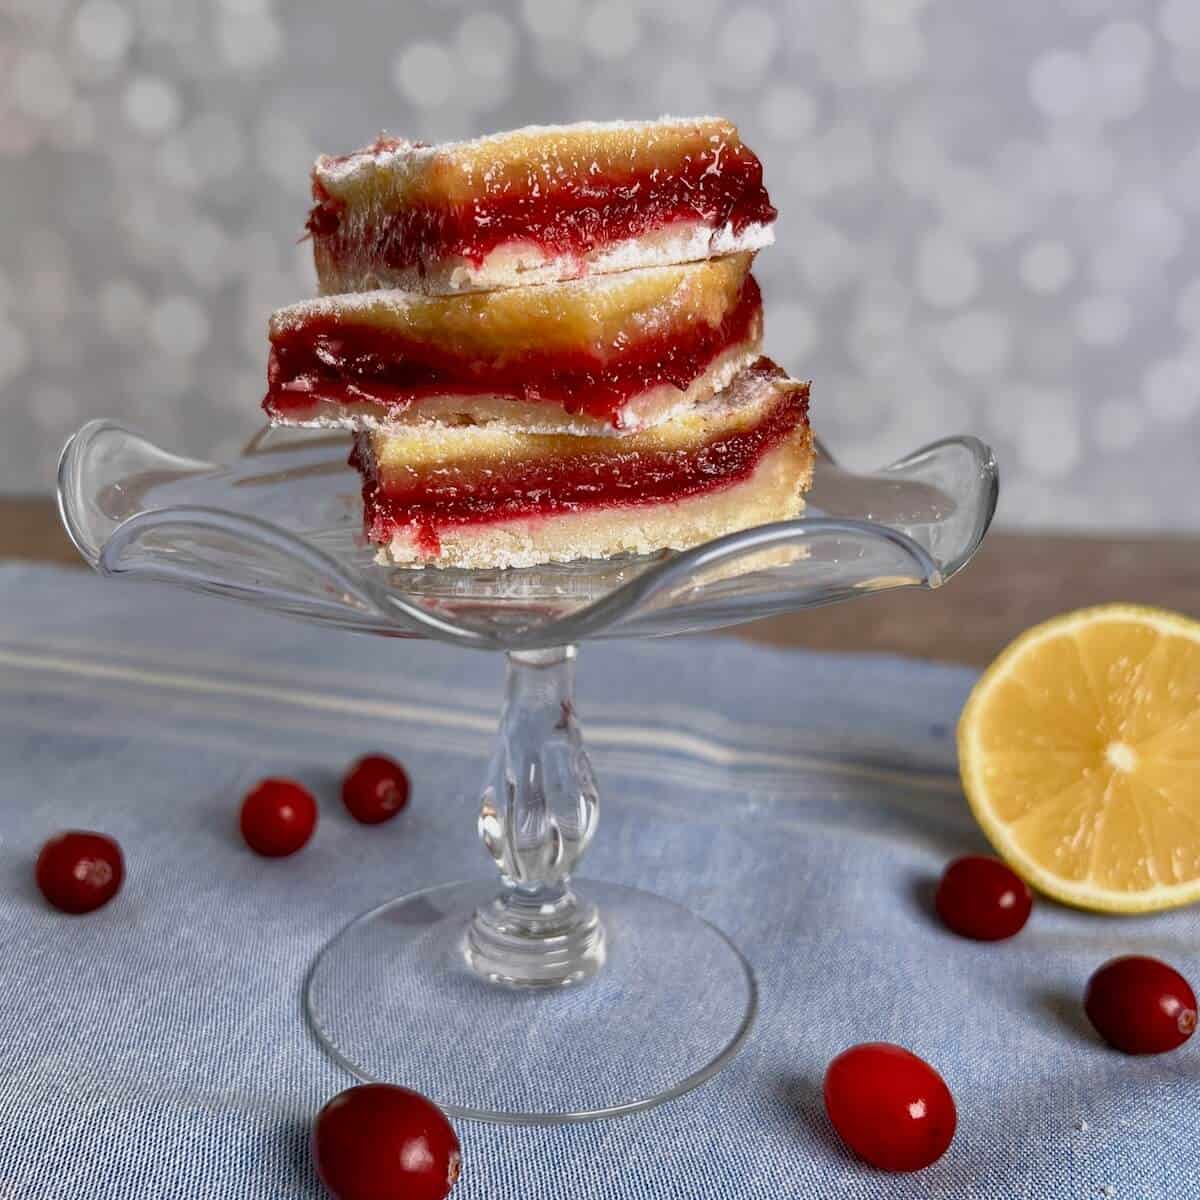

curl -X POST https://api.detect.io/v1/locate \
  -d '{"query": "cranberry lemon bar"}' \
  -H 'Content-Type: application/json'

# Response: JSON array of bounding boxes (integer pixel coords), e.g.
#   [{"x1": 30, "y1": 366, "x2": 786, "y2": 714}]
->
[
  {"x1": 306, "y1": 117, "x2": 776, "y2": 295},
  {"x1": 267, "y1": 116, "x2": 813, "y2": 569},
  {"x1": 266, "y1": 254, "x2": 762, "y2": 435},
  {"x1": 353, "y1": 359, "x2": 813, "y2": 569}
]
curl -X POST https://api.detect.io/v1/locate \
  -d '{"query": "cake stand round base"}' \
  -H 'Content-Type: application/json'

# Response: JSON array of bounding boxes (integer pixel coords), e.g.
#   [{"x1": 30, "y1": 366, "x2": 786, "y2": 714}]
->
[{"x1": 303, "y1": 879, "x2": 757, "y2": 1124}]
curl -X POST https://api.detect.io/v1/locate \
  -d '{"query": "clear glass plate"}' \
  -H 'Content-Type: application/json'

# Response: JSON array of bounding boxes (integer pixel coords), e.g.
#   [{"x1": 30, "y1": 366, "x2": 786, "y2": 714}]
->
[
  {"x1": 57, "y1": 419, "x2": 998, "y2": 1123},
  {"x1": 58, "y1": 421, "x2": 997, "y2": 649}
]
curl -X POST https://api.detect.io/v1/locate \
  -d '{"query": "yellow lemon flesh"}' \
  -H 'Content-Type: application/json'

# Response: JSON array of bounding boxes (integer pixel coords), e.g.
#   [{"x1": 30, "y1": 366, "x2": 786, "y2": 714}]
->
[{"x1": 958, "y1": 605, "x2": 1200, "y2": 913}]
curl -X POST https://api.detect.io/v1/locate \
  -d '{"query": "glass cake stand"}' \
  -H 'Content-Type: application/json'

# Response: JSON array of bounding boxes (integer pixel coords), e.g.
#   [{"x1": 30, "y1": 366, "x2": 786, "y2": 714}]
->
[{"x1": 57, "y1": 419, "x2": 997, "y2": 1124}]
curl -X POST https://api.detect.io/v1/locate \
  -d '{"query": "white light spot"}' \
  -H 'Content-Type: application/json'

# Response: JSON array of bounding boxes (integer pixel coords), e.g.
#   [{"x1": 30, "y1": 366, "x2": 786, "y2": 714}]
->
[
  {"x1": 1090, "y1": 20, "x2": 1153, "y2": 119},
  {"x1": 216, "y1": 13, "x2": 282, "y2": 71},
  {"x1": 860, "y1": 20, "x2": 926, "y2": 85},
  {"x1": 123, "y1": 76, "x2": 180, "y2": 137},
  {"x1": 73, "y1": 0, "x2": 135, "y2": 63},
  {"x1": 1116, "y1": 189, "x2": 1184, "y2": 261},
  {"x1": 935, "y1": 310, "x2": 1013, "y2": 376},
  {"x1": 393, "y1": 42, "x2": 455, "y2": 108},
  {"x1": 149, "y1": 295, "x2": 210, "y2": 358},
  {"x1": 521, "y1": 0, "x2": 582, "y2": 39},
  {"x1": 1019, "y1": 400, "x2": 1081, "y2": 479},
  {"x1": 1020, "y1": 241, "x2": 1074, "y2": 294},
  {"x1": 1029, "y1": 51, "x2": 1091, "y2": 119},
  {"x1": 714, "y1": 5, "x2": 778, "y2": 90},
  {"x1": 256, "y1": 113, "x2": 315, "y2": 191},
  {"x1": 98, "y1": 278, "x2": 148, "y2": 341},
  {"x1": 400, "y1": 1141, "x2": 434, "y2": 1173},
  {"x1": 583, "y1": 1, "x2": 640, "y2": 61},
  {"x1": 1161, "y1": 0, "x2": 1200, "y2": 51},
  {"x1": 455, "y1": 11, "x2": 517, "y2": 81},
  {"x1": 12, "y1": 52, "x2": 74, "y2": 122},
  {"x1": 0, "y1": 321, "x2": 30, "y2": 386},
  {"x1": 1074, "y1": 294, "x2": 1132, "y2": 346},
  {"x1": 1091, "y1": 20, "x2": 1154, "y2": 73},
  {"x1": 759, "y1": 84, "x2": 817, "y2": 143},
  {"x1": 915, "y1": 229, "x2": 979, "y2": 309},
  {"x1": 1142, "y1": 356, "x2": 1200, "y2": 423},
  {"x1": 1093, "y1": 398, "x2": 1145, "y2": 451},
  {"x1": 1106, "y1": 741, "x2": 1138, "y2": 772}
]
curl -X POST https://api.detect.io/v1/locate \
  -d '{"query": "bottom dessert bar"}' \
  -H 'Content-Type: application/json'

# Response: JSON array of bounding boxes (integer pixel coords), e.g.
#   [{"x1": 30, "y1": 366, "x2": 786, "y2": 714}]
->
[{"x1": 353, "y1": 359, "x2": 814, "y2": 570}]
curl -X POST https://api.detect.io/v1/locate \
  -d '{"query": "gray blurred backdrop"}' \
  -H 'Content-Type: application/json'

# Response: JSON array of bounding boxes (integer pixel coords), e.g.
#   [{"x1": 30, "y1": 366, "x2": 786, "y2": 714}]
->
[{"x1": 2, "y1": 0, "x2": 1198, "y2": 529}]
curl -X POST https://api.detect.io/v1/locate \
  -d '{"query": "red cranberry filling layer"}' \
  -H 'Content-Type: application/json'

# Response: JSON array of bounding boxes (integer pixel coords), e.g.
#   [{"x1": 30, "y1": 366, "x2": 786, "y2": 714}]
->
[
  {"x1": 355, "y1": 377, "x2": 808, "y2": 556},
  {"x1": 307, "y1": 147, "x2": 775, "y2": 274},
  {"x1": 267, "y1": 277, "x2": 762, "y2": 428}
]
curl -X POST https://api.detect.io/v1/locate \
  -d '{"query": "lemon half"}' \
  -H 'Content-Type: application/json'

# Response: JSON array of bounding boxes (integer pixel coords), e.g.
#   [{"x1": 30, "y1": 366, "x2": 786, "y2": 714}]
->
[{"x1": 958, "y1": 604, "x2": 1200, "y2": 913}]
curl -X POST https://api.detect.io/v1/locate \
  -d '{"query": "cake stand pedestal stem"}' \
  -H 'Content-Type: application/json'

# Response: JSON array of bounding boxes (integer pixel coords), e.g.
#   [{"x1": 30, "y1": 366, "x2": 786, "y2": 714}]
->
[{"x1": 465, "y1": 645, "x2": 605, "y2": 987}]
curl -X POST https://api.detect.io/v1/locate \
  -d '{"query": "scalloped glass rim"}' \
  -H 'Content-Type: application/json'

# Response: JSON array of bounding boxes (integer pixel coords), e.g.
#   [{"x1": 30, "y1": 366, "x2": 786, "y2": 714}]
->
[{"x1": 57, "y1": 419, "x2": 998, "y2": 650}]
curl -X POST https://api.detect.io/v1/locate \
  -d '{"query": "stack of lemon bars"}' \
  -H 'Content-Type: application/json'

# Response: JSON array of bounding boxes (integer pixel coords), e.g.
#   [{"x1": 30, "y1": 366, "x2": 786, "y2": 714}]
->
[{"x1": 263, "y1": 117, "x2": 814, "y2": 570}]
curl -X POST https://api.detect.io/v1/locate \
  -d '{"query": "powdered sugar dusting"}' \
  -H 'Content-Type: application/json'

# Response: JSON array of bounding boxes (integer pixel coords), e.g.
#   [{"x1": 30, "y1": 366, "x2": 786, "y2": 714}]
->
[{"x1": 314, "y1": 115, "x2": 727, "y2": 187}]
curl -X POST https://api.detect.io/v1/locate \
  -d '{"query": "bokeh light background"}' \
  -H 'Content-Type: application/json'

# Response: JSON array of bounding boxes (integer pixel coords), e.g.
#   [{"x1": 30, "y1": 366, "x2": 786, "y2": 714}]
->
[{"x1": 2, "y1": 0, "x2": 1198, "y2": 529}]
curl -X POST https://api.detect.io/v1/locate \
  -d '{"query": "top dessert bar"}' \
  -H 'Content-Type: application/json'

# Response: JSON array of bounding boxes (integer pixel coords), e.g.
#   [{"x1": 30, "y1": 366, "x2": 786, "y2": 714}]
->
[
  {"x1": 307, "y1": 117, "x2": 776, "y2": 294},
  {"x1": 265, "y1": 254, "x2": 762, "y2": 436}
]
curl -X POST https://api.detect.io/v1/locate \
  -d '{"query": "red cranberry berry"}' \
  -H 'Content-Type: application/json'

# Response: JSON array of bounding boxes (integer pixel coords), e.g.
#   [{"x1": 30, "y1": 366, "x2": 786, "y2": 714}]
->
[
  {"x1": 36, "y1": 830, "x2": 124, "y2": 914},
  {"x1": 935, "y1": 854, "x2": 1033, "y2": 941},
  {"x1": 313, "y1": 1083, "x2": 461, "y2": 1200},
  {"x1": 824, "y1": 1043, "x2": 957, "y2": 1172},
  {"x1": 239, "y1": 779, "x2": 317, "y2": 857},
  {"x1": 342, "y1": 754, "x2": 410, "y2": 825},
  {"x1": 1084, "y1": 955, "x2": 1197, "y2": 1055}
]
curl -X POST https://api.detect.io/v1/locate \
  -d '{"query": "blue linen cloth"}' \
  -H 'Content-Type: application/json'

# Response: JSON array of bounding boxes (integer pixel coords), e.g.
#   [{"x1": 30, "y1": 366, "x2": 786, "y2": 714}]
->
[{"x1": 0, "y1": 563, "x2": 1194, "y2": 1199}]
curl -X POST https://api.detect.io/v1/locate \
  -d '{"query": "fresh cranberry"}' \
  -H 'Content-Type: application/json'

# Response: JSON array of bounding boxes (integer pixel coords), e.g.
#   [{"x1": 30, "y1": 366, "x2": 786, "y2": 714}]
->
[
  {"x1": 312, "y1": 1083, "x2": 461, "y2": 1200},
  {"x1": 342, "y1": 755, "x2": 409, "y2": 825},
  {"x1": 239, "y1": 779, "x2": 317, "y2": 857},
  {"x1": 1084, "y1": 955, "x2": 1197, "y2": 1055},
  {"x1": 935, "y1": 854, "x2": 1033, "y2": 941},
  {"x1": 35, "y1": 830, "x2": 124, "y2": 914},
  {"x1": 824, "y1": 1043, "x2": 956, "y2": 1172}
]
